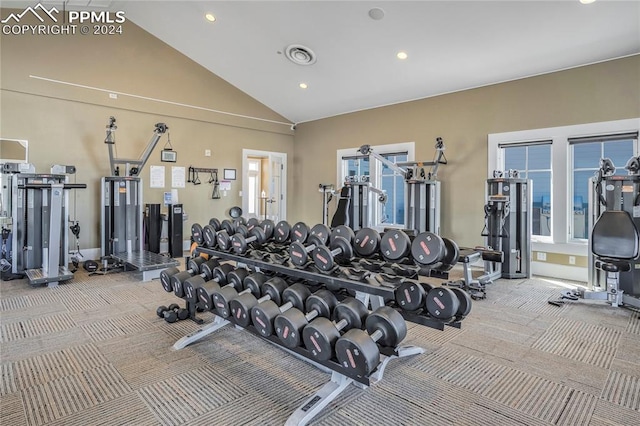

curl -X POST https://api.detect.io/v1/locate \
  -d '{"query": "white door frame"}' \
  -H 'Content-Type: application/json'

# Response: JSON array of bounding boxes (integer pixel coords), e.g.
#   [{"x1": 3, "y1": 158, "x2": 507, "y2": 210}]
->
[{"x1": 242, "y1": 149, "x2": 287, "y2": 221}]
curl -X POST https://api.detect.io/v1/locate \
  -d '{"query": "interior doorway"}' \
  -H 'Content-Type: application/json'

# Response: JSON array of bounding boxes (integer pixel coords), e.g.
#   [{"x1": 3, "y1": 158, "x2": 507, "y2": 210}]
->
[{"x1": 242, "y1": 149, "x2": 287, "y2": 222}]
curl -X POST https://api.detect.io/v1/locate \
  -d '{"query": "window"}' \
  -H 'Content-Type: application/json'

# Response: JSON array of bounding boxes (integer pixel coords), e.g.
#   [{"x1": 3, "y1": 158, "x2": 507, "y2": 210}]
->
[
  {"x1": 570, "y1": 134, "x2": 637, "y2": 239},
  {"x1": 502, "y1": 142, "x2": 552, "y2": 238},
  {"x1": 337, "y1": 142, "x2": 415, "y2": 228},
  {"x1": 247, "y1": 158, "x2": 261, "y2": 216},
  {"x1": 380, "y1": 153, "x2": 407, "y2": 225}
]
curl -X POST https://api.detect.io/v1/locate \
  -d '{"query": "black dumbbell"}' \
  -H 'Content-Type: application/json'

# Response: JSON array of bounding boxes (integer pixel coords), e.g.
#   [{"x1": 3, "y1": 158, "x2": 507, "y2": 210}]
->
[
  {"x1": 158, "y1": 303, "x2": 189, "y2": 323},
  {"x1": 211, "y1": 217, "x2": 236, "y2": 235},
  {"x1": 380, "y1": 229, "x2": 411, "y2": 261},
  {"x1": 329, "y1": 225, "x2": 356, "y2": 245},
  {"x1": 259, "y1": 219, "x2": 275, "y2": 239},
  {"x1": 203, "y1": 222, "x2": 229, "y2": 249},
  {"x1": 290, "y1": 222, "x2": 311, "y2": 243},
  {"x1": 181, "y1": 259, "x2": 222, "y2": 301},
  {"x1": 196, "y1": 264, "x2": 243, "y2": 311},
  {"x1": 159, "y1": 256, "x2": 207, "y2": 293},
  {"x1": 183, "y1": 262, "x2": 230, "y2": 307},
  {"x1": 424, "y1": 286, "x2": 471, "y2": 322},
  {"x1": 289, "y1": 234, "x2": 325, "y2": 267},
  {"x1": 211, "y1": 271, "x2": 262, "y2": 318},
  {"x1": 353, "y1": 228, "x2": 381, "y2": 257},
  {"x1": 161, "y1": 256, "x2": 208, "y2": 295},
  {"x1": 274, "y1": 289, "x2": 338, "y2": 348},
  {"x1": 311, "y1": 236, "x2": 353, "y2": 271},
  {"x1": 335, "y1": 306, "x2": 407, "y2": 376},
  {"x1": 394, "y1": 281, "x2": 434, "y2": 311},
  {"x1": 273, "y1": 220, "x2": 292, "y2": 243},
  {"x1": 411, "y1": 232, "x2": 446, "y2": 266},
  {"x1": 302, "y1": 297, "x2": 368, "y2": 361},
  {"x1": 250, "y1": 283, "x2": 311, "y2": 337},
  {"x1": 191, "y1": 223, "x2": 204, "y2": 245},
  {"x1": 229, "y1": 277, "x2": 288, "y2": 327},
  {"x1": 231, "y1": 226, "x2": 268, "y2": 254}
]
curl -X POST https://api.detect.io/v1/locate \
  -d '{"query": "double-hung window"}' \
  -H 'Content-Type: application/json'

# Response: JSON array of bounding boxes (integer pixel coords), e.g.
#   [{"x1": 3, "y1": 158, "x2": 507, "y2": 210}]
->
[
  {"x1": 501, "y1": 141, "x2": 553, "y2": 239},
  {"x1": 337, "y1": 142, "x2": 414, "y2": 228},
  {"x1": 569, "y1": 133, "x2": 638, "y2": 240}
]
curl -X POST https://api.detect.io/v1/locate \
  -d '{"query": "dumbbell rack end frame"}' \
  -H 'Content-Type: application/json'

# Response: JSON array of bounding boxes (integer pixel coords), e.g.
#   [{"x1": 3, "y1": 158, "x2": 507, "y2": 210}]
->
[{"x1": 173, "y1": 315, "x2": 424, "y2": 426}]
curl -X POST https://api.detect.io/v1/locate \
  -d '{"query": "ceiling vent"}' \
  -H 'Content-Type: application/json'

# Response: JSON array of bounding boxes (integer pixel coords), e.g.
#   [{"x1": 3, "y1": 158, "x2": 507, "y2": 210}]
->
[{"x1": 285, "y1": 45, "x2": 317, "y2": 66}]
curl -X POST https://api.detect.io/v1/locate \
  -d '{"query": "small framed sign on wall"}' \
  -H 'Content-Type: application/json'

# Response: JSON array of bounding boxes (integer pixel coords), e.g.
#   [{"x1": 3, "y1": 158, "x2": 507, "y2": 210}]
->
[{"x1": 224, "y1": 169, "x2": 236, "y2": 180}]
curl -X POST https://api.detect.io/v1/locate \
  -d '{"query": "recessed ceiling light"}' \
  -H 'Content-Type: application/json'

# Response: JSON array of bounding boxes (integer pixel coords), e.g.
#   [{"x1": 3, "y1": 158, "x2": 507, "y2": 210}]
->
[
  {"x1": 579, "y1": 0, "x2": 596, "y2": 3},
  {"x1": 397, "y1": 51, "x2": 408, "y2": 60},
  {"x1": 299, "y1": 83, "x2": 308, "y2": 89},
  {"x1": 205, "y1": 13, "x2": 216, "y2": 22},
  {"x1": 368, "y1": 8, "x2": 385, "y2": 20}
]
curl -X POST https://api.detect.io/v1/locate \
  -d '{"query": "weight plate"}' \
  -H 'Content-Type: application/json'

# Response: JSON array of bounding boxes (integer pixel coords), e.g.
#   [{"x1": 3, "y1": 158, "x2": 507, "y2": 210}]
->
[
  {"x1": 209, "y1": 217, "x2": 221, "y2": 231},
  {"x1": 425, "y1": 287, "x2": 460, "y2": 320},
  {"x1": 261, "y1": 219, "x2": 275, "y2": 239},
  {"x1": 191, "y1": 223, "x2": 204, "y2": 244},
  {"x1": 274, "y1": 220, "x2": 291, "y2": 243},
  {"x1": 310, "y1": 224, "x2": 331, "y2": 245},
  {"x1": 203, "y1": 225, "x2": 217, "y2": 248},
  {"x1": 439, "y1": 237, "x2": 460, "y2": 271},
  {"x1": 246, "y1": 218, "x2": 260, "y2": 230},
  {"x1": 394, "y1": 281, "x2": 425, "y2": 311},
  {"x1": 312, "y1": 245, "x2": 335, "y2": 271},
  {"x1": 331, "y1": 225, "x2": 355, "y2": 244},
  {"x1": 289, "y1": 241, "x2": 310, "y2": 267},
  {"x1": 450, "y1": 287, "x2": 472, "y2": 318},
  {"x1": 353, "y1": 228, "x2": 381, "y2": 257},
  {"x1": 335, "y1": 329, "x2": 380, "y2": 377},
  {"x1": 160, "y1": 267, "x2": 179, "y2": 292},
  {"x1": 411, "y1": 232, "x2": 445, "y2": 266},
  {"x1": 156, "y1": 305, "x2": 168, "y2": 318},
  {"x1": 380, "y1": 229, "x2": 410, "y2": 261},
  {"x1": 221, "y1": 220, "x2": 235, "y2": 235},
  {"x1": 291, "y1": 222, "x2": 310, "y2": 243},
  {"x1": 365, "y1": 306, "x2": 407, "y2": 347}
]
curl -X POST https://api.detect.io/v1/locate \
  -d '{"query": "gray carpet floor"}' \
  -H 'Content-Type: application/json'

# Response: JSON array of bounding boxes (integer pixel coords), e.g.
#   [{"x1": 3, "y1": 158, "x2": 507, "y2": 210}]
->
[{"x1": 1, "y1": 266, "x2": 639, "y2": 425}]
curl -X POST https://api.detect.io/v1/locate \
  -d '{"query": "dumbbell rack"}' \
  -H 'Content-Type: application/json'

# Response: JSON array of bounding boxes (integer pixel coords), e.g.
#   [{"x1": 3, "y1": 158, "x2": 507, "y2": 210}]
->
[
  {"x1": 174, "y1": 308, "x2": 423, "y2": 426},
  {"x1": 169, "y1": 246, "x2": 461, "y2": 425},
  {"x1": 194, "y1": 247, "x2": 463, "y2": 330}
]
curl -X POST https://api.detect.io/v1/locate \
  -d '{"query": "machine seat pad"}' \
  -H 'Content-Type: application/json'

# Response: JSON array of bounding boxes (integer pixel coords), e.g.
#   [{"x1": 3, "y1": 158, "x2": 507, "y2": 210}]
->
[
  {"x1": 595, "y1": 259, "x2": 632, "y2": 273},
  {"x1": 591, "y1": 210, "x2": 639, "y2": 259}
]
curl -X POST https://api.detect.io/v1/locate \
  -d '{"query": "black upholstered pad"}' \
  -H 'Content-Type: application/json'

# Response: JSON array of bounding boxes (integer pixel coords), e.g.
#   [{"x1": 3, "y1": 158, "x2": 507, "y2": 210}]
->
[{"x1": 591, "y1": 210, "x2": 639, "y2": 259}]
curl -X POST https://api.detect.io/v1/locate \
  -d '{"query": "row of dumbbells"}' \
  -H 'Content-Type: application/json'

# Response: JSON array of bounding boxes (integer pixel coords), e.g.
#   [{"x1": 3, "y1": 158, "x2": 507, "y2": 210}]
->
[
  {"x1": 161, "y1": 259, "x2": 408, "y2": 376},
  {"x1": 192, "y1": 216, "x2": 459, "y2": 272},
  {"x1": 162, "y1": 254, "x2": 471, "y2": 325}
]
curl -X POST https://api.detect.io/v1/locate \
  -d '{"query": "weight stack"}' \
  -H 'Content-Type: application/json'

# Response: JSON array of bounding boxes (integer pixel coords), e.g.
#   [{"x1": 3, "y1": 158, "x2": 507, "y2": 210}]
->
[
  {"x1": 167, "y1": 204, "x2": 183, "y2": 258},
  {"x1": 144, "y1": 203, "x2": 162, "y2": 253}
]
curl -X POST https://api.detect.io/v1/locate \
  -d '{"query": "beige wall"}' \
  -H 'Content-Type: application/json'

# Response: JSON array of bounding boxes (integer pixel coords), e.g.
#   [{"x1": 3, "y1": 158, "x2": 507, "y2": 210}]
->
[
  {"x1": 293, "y1": 55, "x2": 640, "y2": 246},
  {"x1": 0, "y1": 12, "x2": 294, "y2": 250},
  {"x1": 2, "y1": 8, "x2": 639, "y2": 252}
]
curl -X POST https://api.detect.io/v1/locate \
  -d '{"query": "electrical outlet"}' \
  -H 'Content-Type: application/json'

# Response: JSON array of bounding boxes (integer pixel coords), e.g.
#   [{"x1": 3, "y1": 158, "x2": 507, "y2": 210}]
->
[
  {"x1": 109, "y1": 93, "x2": 118, "y2": 99},
  {"x1": 239, "y1": 191, "x2": 242, "y2": 197},
  {"x1": 536, "y1": 252, "x2": 547, "y2": 261},
  {"x1": 205, "y1": 149, "x2": 211, "y2": 157},
  {"x1": 569, "y1": 256, "x2": 576, "y2": 265}
]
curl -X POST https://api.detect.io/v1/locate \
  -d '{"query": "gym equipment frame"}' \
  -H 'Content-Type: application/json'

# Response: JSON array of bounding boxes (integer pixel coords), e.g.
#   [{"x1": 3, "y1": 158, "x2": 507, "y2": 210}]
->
[
  {"x1": 581, "y1": 157, "x2": 640, "y2": 308},
  {"x1": 482, "y1": 170, "x2": 532, "y2": 279},
  {"x1": 2, "y1": 165, "x2": 86, "y2": 286},
  {"x1": 358, "y1": 138, "x2": 447, "y2": 233},
  {"x1": 101, "y1": 117, "x2": 178, "y2": 280}
]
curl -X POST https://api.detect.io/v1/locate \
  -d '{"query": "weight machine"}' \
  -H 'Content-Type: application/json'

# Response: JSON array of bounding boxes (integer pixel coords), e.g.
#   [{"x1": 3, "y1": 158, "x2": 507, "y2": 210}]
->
[
  {"x1": 481, "y1": 170, "x2": 532, "y2": 279},
  {"x1": 101, "y1": 117, "x2": 178, "y2": 280},
  {"x1": 357, "y1": 138, "x2": 447, "y2": 234},
  {"x1": 0, "y1": 163, "x2": 86, "y2": 286},
  {"x1": 330, "y1": 138, "x2": 447, "y2": 232},
  {"x1": 563, "y1": 156, "x2": 640, "y2": 308}
]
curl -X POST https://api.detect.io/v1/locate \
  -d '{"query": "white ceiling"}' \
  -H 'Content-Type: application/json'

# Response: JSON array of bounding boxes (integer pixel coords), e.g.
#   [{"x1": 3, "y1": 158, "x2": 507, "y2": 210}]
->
[{"x1": 5, "y1": 1, "x2": 640, "y2": 124}]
